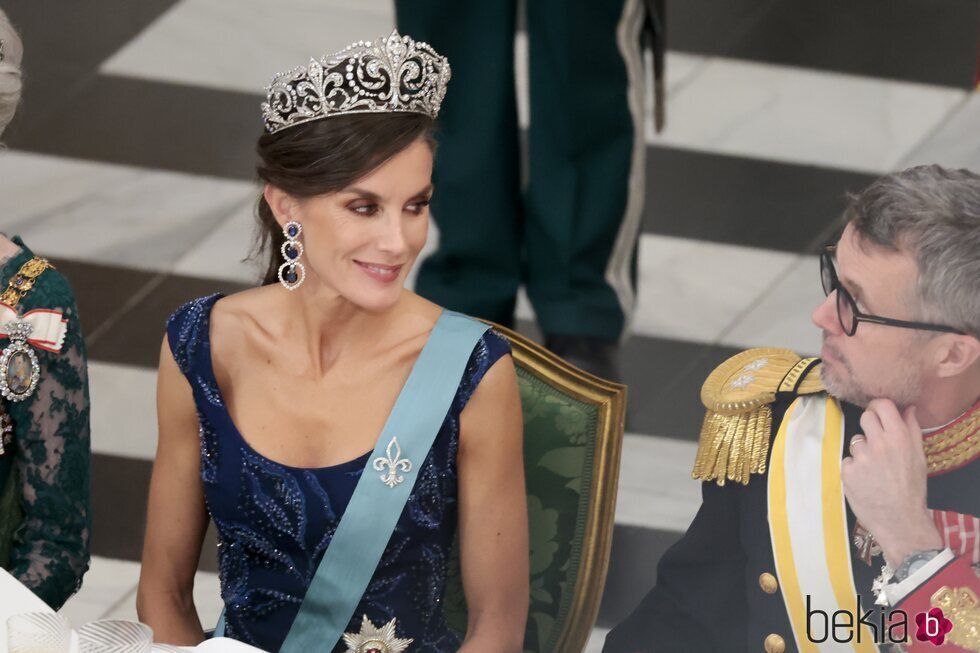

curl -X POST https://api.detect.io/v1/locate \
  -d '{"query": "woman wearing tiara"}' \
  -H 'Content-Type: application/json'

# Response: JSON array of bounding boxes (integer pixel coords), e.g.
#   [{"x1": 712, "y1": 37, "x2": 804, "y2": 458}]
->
[
  {"x1": 0, "y1": 9, "x2": 91, "y2": 609},
  {"x1": 137, "y1": 32, "x2": 529, "y2": 652}
]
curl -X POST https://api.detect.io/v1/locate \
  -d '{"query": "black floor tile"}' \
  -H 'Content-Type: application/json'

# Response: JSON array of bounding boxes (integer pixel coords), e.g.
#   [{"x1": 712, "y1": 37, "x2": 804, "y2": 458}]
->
[
  {"x1": 46, "y1": 257, "x2": 161, "y2": 345},
  {"x1": 2, "y1": 0, "x2": 182, "y2": 138},
  {"x1": 624, "y1": 336, "x2": 741, "y2": 440},
  {"x1": 3, "y1": 1, "x2": 179, "y2": 72},
  {"x1": 6, "y1": 76, "x2": 262, "y2": 180},
  {"x1": 90, "y1": 454, "x2": 150, "y2": 562},
  {"x1": 518, "y1": 318, "x2": 737, "y2": 441},
  {"x1": 595, "y1": 524, "x2": 682, "y2": 628},
  {"x1": 645, "y1": 146, "x2": 872, "y2": 254},
  {"x1": 91, "y1": 453, "x2": 219, "y2": 571},
  {"x1": 732, "y1": 0, "x2": 979, "y2": 89},
  {"x1": 666, "y1": 0, "x2": 779, "y2": 64},
  {"x1": 87, "y1": 272, "x2": 247, "y2": 368},
  {"x1": 668, "y1": 0, "x2": 979, "y2": 88}
]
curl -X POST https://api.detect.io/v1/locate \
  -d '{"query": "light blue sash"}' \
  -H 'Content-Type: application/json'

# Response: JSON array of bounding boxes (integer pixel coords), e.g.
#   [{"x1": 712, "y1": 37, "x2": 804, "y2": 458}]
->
[{"x1": 217, "y1": 311, "x2": 488, "y2": 649}]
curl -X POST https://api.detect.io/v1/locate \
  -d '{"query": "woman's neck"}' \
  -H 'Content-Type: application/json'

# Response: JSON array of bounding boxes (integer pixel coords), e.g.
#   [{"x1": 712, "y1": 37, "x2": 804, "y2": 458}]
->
[{"x1": 280, "y1": 283, "x2": 404, "y2": 378}]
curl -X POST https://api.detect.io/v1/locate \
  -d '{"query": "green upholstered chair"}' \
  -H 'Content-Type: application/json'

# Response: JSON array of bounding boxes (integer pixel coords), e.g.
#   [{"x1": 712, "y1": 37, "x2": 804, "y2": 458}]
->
[{"x1": 443, "y1": 322, "x2": 627, "y2": 653}]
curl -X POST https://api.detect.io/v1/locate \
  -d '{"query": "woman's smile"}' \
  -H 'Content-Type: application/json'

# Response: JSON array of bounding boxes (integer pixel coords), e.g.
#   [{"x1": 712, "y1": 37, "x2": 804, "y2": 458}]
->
[{"x1": 354, "y1": 259, "x2": 403, "y2": 283}]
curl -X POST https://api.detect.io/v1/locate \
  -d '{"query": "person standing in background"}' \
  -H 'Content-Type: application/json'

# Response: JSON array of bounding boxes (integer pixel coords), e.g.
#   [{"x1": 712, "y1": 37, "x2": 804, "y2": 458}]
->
[
  {"x1": 394, "y1": 0, "x2": 651, "y2": 380},
  {"x1": 0, "y1": 7, "x2": 91, "y2": 609}
]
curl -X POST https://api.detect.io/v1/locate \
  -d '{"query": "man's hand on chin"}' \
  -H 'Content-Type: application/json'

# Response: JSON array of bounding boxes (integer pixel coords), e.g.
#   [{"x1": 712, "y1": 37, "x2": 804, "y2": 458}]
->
[{"x1": 841, "y1": 398, "x2": 943, "y2": 568}]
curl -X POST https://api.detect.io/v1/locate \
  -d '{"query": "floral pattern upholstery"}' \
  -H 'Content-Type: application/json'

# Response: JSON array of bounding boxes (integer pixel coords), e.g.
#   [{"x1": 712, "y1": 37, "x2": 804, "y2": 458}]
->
[{"x1": 443, "y1": 330, "x2": 624, "y2": 653}]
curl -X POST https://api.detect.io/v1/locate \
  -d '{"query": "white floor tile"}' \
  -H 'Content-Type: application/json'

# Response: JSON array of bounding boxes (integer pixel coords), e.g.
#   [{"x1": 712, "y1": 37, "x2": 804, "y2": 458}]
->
[
  {"x1": 0, "y1": 151, "x2": 253, "y2": 274},
  {"x1": 102, "y1": 0, "x2": 396, "y2": 94},
  {"x1": 515, "y1": 35, "x2": 708, "y2": 135},
  {"x1": 100, "y1": 570, "x2": 222, "y2": 629},
  {"x1": 59, "y1": 556, "x2": 142, "y2": 626},
  {"x1": 516, "y1": 234, "x2": 796, "y2": 343},
  {"x1": 89, "y1": 362, "x2": 160, "y2": 461},
  {"x1": 584, "y1": 627, "x2": 610, "y2": 653},
  {"x1": 0, "y1": 176, "x2": 810, "y2": 352},
  {"x1": 171, "y1": 199, "x2": 263, "y2": 285},
  {"x1": 515, "y1": 234, "x2": 798, "y2": 345},
  {"x1": 899, "y1": 92, "x2": 980, "y2": 172},
  {"x1": 721, "y1": 254, "x2": 824, "y2": 355},
  {"x1": 651, "y1": 57, "x2": 966, "y2": 173},
  {"x1": 631, "y1": 234, "x2": 798, "y2": 343},
  {"x1": 190, "y1": 572, "x2": 224, "y2": 630},
  {"x1": 615, "y1": 434, "x2": 700, "y2": 532}
]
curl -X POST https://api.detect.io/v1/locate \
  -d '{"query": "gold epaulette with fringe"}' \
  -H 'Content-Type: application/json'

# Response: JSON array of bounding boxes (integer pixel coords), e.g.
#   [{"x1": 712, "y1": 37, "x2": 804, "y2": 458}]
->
[{"x1": 692, "y1": 348, "x2": 824, "y2": 486}]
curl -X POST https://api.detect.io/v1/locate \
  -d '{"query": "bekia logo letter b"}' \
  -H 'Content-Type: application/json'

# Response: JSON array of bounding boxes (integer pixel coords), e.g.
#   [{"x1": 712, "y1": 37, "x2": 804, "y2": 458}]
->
[{"x1": 915, "y1": 608, "x2": 953, "y2": 646}]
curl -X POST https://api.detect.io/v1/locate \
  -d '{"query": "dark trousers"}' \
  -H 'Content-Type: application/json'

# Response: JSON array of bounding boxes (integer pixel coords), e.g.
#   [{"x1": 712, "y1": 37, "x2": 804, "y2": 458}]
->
[{"x1": 395, "y1": 0, "x2": 646, "y2": 340}]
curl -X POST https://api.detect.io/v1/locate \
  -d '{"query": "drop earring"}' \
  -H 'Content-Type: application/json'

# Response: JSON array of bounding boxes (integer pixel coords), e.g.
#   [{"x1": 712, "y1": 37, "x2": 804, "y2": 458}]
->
[{"x1": 278, "y1": 221, "x2": 305, "y2": 290}]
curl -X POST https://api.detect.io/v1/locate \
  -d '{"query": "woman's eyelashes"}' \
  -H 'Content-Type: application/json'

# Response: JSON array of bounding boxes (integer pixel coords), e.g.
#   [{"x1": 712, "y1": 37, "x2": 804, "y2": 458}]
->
[
  {"x1": 406, "y1": 198, "x2": 431, "y2": 215},
  {"x1": 349, "y1": 202, "x2": 380, "y2": 216},
  {"x1": 347, "y1": 198, "x2": 431, "y2": 217}
]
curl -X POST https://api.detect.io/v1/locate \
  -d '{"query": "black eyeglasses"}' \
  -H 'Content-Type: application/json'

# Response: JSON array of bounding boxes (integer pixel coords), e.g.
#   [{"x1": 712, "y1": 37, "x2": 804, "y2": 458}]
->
[{"x1": 819, "y1": 246, "x2": 965, "y2": 337}]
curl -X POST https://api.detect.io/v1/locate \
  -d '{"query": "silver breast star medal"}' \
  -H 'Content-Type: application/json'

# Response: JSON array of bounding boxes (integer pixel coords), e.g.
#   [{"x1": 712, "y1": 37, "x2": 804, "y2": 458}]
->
[
  {"x1": 342, "y1": 615, "x2": 413, "y2": 653},
  {"x1": 0, "y1": 320, "x2": 41, "y2": 402}
]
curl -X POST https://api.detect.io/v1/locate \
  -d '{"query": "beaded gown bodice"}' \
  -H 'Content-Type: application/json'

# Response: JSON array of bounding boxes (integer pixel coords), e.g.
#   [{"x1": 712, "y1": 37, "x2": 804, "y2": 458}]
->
[{"x1": 166, "y1": 294, "x2": 510, "y2": 652}]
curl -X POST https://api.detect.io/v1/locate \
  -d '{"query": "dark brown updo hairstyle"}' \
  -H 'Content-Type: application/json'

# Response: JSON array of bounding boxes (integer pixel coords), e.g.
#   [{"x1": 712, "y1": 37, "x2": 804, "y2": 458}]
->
[{"x1": 254, "y1": 112, "x2": 435, "y2": 285}]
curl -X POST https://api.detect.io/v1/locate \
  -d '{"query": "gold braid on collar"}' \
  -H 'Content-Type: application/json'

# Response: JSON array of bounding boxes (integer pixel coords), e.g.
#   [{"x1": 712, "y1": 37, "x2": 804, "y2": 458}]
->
[
  {"x1": 0, "y1": 257, "x2": 54, "y2": 307},
  {"x1": 692, "y1": 348, "x2": 823, "y2": 486},
  {"x1": 923, "y1": 400, "x2": 980, "y2": 476}
]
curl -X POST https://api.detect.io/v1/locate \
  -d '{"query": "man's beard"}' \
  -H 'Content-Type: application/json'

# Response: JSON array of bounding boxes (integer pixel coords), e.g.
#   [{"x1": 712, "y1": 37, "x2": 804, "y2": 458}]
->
[{"x1": 819, "y1": 342, "x2": 922, "y2": 408}]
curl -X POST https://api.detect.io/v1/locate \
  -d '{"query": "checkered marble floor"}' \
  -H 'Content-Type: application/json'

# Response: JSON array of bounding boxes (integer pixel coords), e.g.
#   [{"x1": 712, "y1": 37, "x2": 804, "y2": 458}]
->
[{"x1": 0, "y1": 0, "x2": 977, "y2": 648}]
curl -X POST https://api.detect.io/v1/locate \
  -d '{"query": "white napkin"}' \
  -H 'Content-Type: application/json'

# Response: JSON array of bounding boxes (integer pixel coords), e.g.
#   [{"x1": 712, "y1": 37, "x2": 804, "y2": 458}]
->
[
  {"x1": 192, "y1": 640, "x2": 268, "y2": 652},
  {"x1": 0, "y1": 569, "x2": 263, "y2": 652},
  {"x1": 150, "y1": 639, "x2": 266, "y2": 652},
  {"x1": 0, "y1": 567, "x2": 56, "y2": 643}
]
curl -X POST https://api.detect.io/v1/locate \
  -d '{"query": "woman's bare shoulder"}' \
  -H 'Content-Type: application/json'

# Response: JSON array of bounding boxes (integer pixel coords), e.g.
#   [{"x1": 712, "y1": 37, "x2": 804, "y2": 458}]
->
[
  {"x1": 400, "y1": 289, "x2": 449, "y2": 326},
  {"x1": 211, "y1": 286, "x2": 276, "y2": 331}
]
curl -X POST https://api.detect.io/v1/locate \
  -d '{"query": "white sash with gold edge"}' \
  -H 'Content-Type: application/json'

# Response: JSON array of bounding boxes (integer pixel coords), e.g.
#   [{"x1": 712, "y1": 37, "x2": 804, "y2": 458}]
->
[{"x1": 768, "y1": 395, "x2": 877, "y2": 653}]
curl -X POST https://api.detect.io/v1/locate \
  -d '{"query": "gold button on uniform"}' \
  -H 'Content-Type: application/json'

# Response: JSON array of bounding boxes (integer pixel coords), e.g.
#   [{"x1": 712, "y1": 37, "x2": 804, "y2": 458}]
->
[
  {"x1": 758, "y1": 572, "x2": 778, "y2": 594},
  {"x1": 764, "y1": 633, "x2": 786, "y2": 653}
]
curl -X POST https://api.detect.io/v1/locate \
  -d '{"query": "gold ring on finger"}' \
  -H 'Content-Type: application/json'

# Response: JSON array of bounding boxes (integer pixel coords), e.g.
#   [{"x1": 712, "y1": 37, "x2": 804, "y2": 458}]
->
[{"x1": 849, "y1": 435, "x2": 867, "y2": 455}]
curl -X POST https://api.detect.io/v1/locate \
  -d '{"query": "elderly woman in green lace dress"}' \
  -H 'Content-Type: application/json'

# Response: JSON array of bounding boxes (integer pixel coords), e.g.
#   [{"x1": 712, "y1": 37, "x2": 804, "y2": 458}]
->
[{"x1": 0, "y1": 9, "x2": 91, "y2": 608}]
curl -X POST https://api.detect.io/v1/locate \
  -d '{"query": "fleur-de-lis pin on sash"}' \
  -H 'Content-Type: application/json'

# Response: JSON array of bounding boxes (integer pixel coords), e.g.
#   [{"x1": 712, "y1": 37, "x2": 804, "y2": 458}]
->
[{"x1": 373, "y1": 437, "x2": 413, "y2": 488}]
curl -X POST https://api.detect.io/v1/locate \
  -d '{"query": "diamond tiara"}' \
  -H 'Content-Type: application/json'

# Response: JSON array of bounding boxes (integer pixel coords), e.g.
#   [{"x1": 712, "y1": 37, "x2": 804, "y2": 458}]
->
[{"x1": 261, "y1": 30, "x2": 450, "y2": 135}]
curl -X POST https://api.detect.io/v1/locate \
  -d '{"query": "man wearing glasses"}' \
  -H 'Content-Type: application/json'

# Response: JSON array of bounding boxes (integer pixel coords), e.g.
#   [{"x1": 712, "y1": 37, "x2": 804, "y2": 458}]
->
[{"x1": 605, "y1": 165, "x2": 980, "y2": 653}]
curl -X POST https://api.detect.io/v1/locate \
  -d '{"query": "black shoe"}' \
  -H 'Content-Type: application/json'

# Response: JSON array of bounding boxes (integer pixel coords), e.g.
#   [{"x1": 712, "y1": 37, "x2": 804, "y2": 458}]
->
[{"x1": 544, "y1": 334, "x2": 622, "y2": 382}]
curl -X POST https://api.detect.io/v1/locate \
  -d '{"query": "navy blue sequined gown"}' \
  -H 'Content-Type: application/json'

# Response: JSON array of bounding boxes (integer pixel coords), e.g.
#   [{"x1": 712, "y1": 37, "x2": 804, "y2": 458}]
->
[{"x1": 165, "y1": 294, "x2": 511, "y2": 652}]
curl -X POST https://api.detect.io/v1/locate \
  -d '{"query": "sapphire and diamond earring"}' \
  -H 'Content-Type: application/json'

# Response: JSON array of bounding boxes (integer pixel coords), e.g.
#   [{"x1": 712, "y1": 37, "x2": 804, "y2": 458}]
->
[{"x1": 278, "y1": 221, "x2": 305, "y2": 290}]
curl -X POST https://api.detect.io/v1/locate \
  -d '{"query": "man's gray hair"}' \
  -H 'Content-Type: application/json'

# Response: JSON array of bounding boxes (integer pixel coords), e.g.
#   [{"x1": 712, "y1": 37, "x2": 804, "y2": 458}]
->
[{"x1": 844, "y1": 164, "x2": 980, "y2": 339}]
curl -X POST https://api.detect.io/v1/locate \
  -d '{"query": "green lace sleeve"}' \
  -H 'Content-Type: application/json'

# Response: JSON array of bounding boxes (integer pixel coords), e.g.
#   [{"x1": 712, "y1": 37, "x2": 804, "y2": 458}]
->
[{"x1": 5, "y1": 267, "x2": 91, "y2": 609}]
